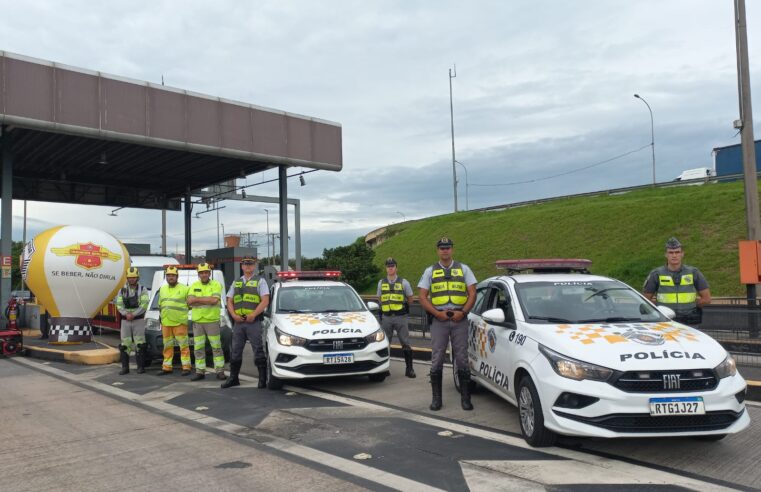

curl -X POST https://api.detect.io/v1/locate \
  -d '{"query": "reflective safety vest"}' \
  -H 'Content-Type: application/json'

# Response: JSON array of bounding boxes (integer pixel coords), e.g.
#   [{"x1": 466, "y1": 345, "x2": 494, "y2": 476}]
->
[
  {"x1": 654, "y1": 266, "x2": 698, "y2": 315},
  {"x1": 189, "y1": 279, "x2": 223, "y2": 323},
  {"x1": 232, "y1": 276, "x2": 262, "y2": 316},
  {"x1": 380, "y1": 278, "x2": 407, "y2": 313},
  {"x1": 430, "y1": 261, "x2": 468, "y2": 307},
  {"x1": 159, "y1": 283, "x2": 189, "y2": 327},
  {"x1": 116, "y1": 284, "x2": 149, "y2": 314}
]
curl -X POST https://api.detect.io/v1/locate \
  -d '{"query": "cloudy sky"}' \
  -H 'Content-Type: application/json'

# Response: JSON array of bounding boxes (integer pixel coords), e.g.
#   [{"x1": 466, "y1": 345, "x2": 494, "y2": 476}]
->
[{"x1": 1, "y1": 1, "x2": 759, "y2": 258}]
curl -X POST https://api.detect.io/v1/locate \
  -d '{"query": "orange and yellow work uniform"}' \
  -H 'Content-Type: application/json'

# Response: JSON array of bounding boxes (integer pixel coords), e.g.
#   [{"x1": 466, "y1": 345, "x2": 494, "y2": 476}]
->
[{"x1": 158, "y1": 283, "x2": 191, "y2": 372}]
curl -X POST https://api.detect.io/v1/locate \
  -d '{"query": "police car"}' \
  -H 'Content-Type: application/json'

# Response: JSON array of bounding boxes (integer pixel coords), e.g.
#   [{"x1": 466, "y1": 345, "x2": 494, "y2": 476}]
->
[
  {"x1": 262, "y1": 271, "x2": 390, "y2": 389},
  {"x1": 457, "y1": 259, "x2": 749, "y2": 447}
]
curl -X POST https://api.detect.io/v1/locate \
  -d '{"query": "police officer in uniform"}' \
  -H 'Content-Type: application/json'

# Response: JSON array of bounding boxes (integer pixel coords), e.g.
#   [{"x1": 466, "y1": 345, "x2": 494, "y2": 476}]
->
[
  {"x1": 418, "y1": 237, "x2": 477, "y2": 411},
  {"x1": 188, "y1": 263, "x2": 226, "y2": 381},
  {"x1": 377, "y1": 257, "x2": 416, "y2": 378},
  {"x1": 115, "y1": 267, "x2": 150, "y2": 375},
  {"x1": 222, "y1": 255, "x2": 271, "y2": 389},
  {"x1": 643, "y1": 237, "x2": 711, "y2": 327}
]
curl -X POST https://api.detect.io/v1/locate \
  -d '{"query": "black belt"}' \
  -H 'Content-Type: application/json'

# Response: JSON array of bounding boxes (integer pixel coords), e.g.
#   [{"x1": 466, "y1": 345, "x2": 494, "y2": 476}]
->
[
  {"x1": 384, "y1": 312, "x2": 407, "y2": 317},
  {"x1": 124, "y1": 314, "x2": 145, "y2": 320}
]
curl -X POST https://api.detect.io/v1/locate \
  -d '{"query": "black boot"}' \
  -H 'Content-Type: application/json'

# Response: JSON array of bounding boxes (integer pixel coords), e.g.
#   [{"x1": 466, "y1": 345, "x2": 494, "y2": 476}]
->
[
  {"x1": 403, "y1": 347, "x2": 416, "y2": 378},
  {"x1": 118, "y1": 345, "x2": 130, "y2": 375},
  {"x1": 458, "y1": 369, "x2": 474, "y2": 411},
  {"x1": 221, "y1": 360, "x2": 241, "y2": 389},
  {"x1": 255, "y1": 358, "x2": 267, "y2": 389},
  {"x1": 429, "y1": 370, "x2": 443, "y2": 411},
  {"x1": 135, "y1": 344, "x2": 146, "y2": 374}
]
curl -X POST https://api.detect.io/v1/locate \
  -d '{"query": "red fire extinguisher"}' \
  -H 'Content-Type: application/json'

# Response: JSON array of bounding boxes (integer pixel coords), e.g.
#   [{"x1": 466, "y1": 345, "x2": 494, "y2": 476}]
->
[{"x1": 6, "y1": 297, "x2": 18, "y2": 330}]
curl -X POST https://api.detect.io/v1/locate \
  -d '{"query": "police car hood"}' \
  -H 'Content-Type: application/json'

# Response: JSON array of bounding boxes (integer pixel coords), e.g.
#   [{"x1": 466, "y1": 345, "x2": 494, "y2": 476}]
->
[
  {"x1": 274, "y1": 311, "x2": 381, "y2": 339},
  {"x1": 538, "y1": 321, "x2": 727, "y2": 370}
]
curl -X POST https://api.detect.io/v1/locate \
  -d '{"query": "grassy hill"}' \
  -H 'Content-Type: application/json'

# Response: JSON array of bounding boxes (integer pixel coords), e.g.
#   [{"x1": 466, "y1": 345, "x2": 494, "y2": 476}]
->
[{"x1": 368, "y1": 180, "x2": 756, "y2": 297}]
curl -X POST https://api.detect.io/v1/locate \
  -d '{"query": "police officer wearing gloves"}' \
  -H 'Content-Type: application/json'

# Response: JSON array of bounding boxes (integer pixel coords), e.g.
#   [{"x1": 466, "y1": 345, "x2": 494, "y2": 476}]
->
[
  {"x1": 188, "y1": 263, "x2": 226, "y2": 381},
  {"x1": 377, "y1": 257, "x2": 416, "y2": 378},
  {"x1": 418, "y1": 237, "x2": 477, "y2": 411},
  {"x1": 115, "y1": 267, "x2": 150, "y2": 375},
  {"x1": 222, "y1": 255, "x2": 270, "y2": 389},
  {"x1": 157, "y1": 266, "x2": 192, "y2": 376},
  {"x1": 644, "y1": 237, "x2": 711, "y2": 327}
]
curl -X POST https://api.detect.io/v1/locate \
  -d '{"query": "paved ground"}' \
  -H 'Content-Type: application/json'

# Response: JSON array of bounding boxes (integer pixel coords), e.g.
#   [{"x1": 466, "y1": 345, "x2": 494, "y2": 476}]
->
[{"x1": 2, "y1": 354, "x2": 759, "y2": 491}]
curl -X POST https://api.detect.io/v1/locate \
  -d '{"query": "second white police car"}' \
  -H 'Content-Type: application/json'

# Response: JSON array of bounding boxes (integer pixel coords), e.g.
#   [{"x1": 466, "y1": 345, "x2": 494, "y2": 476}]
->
[
  {"x1": 262, "y1": 271, "x2": 390, "y2": 389},
  {"x1": 457, "y1": 259, "x2": 749, "y2": 447}
]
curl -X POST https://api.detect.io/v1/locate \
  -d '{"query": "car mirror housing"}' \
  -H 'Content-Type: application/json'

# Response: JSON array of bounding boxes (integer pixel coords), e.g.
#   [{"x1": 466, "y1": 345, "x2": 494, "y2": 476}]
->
[
  {"x1": 482, "y1": 308, "x2": 506, "y2": 324},
  {"x1": 367, "y1": 301, "x2": 380, "y2": 311},
  {"x1": 656, "y1": 305, "x2": 676, "y2": 319}
]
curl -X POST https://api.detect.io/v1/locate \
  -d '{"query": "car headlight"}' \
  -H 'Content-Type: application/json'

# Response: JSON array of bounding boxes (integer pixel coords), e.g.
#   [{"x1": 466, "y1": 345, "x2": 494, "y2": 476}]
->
[
  {"x1": 539, "y1": 345, "x2": 613, "y2": 382},
  {"x1": 714, "y1": 354, "x2": 737, "y2": 379},
  {"x1": 275, "y1": 327, "x2": 307, "y2": 347},
  {"x1": 145, "y1": 318, "x2": 161, "y2": 332},
  {"x1": 365, "y1": 329, "x2": 386, "y2": 344}
]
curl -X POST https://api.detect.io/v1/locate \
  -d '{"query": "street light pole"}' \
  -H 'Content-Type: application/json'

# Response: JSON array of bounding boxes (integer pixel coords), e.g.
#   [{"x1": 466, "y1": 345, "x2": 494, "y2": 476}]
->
[
  {"x1": 264, "y1": 209, "x2": 270, "y2": 264},
  {"x1": 634, "y1": 94, "x2": 656, "y2": 186},
  {"x1": 455, "y1": 160, "x2": 469, "y2": 211},
  {"x1": 449, "y1": 65, "x2": 458, "y2": 213}
]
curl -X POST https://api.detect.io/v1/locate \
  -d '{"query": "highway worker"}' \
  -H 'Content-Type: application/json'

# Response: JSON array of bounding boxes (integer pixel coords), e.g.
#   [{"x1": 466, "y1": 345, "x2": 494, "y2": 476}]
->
[
  {"x1": 418, "y1": 237, "x2": 477, "y2": 411},
  {"x1": 377, "y1": 257, "x2": 416, "y2": 378},
  {"x1": 222, "y1": 255, "x2": 270, "y2": 389},
  {"x1": 188, "y1": 263, "x2": 226, "y2": 381},
  {"x1": 643, "y1": 237, "x2": 711, "y2": 327},
  {"x1": 157, "y1": 266, "x2": 192, "y2": 376},
  {"x1": 115, "y1": 267, "x2": 150, "y2": 375}
]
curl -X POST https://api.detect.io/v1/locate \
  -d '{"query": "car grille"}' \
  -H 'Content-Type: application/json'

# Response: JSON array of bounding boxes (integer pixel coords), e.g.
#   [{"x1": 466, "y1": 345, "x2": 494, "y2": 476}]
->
[
  {"x1": 279, "y1": 360, "x2": 385, "y2": 375},
  {"x1": 554, "y1": 410, "x2": 743, "y2": 433},
  {"x1": 610, "y1": 369, "x2": 718, "y2": 393},
  {"x1": 305, "y1": 337, "x2": 368, "y2": 352}
]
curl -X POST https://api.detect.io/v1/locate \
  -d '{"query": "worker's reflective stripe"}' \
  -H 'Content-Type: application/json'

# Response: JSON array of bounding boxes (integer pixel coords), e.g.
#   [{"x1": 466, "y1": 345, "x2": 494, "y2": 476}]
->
[
  {"x1": 380, "y1": 280, "x2": 406, "y2": 312},
  {"x1": 159, "y1": 284, "x2": 189, "y2": 326},
  {"x1": 655, "y1": 269, "x2": 698, "y2": 312},
  {"x1": 233, "y1": 278, "x2": 261, "y2": 315},
  {"x1": 430, "y1": 263, "x2": 467, "y2": 306},
  {"x1": 208, "y1": 334, "x2": 225, "y2": 369}
]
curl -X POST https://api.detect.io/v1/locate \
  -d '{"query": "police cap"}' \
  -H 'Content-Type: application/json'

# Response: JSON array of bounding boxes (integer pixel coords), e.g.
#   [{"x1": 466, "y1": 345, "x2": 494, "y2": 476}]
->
[
  {"x1": 241, "y1": 255, "x2": 257, "y2": 264},
  {"x1": 436, "y1": 237, "x2": 454, "y2": 248},
  {"x1": 385, "y1": 257, "x2": 397, "y2": 266},
  {"x1": 665, "y1": 237, "x2": 682, "y2": 250}
]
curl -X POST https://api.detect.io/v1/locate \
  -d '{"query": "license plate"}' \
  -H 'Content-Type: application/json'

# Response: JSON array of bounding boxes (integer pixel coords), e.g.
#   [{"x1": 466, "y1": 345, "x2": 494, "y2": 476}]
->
[
  {"x1": 649, "y1": 397, "x2": 705, "y2": 416},
  {"x1": 323, "y1": 353, "x2": 354, "y2": 365}
]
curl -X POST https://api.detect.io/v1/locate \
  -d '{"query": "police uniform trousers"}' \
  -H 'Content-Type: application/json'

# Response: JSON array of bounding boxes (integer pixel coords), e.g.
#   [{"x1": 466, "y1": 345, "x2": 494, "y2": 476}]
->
[
  {"x1": 380, "y1": 314, "x2": 410, "y2": 347},
  {"x1": 231, "y1": 320, "x2": 265, "y2": 363},
  {"x1": 430, "y1": 316, "x2": 468, "y2": 372},
  {"x1": 120, "y1": 318, "x2": 146, "y2": 353}
]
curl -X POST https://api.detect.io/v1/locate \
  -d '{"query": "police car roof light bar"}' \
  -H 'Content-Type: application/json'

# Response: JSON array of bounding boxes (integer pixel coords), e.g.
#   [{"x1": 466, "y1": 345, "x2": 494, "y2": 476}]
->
[
  {"x1": 277, "y1": 270, "x2": 342, "y2": 281},
  {"x1": 496, "y1": 259, "x2": 592, "y2": 274}
]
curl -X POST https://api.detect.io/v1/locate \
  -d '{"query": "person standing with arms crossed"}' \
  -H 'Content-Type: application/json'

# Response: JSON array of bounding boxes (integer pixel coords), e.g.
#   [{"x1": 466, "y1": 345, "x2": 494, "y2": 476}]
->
[
  {"x1": 188, "y1": 263, "x2": 226, "y2": 381},
  {"x1": 222, "y1": 256, "x2": 270, "y2": 389},
  {"x1": 418, "y1": 237, "x2": 477, "y2": 411},
  {"x1": 377, "y1": 257, "x2": 416, "y2": 378}
]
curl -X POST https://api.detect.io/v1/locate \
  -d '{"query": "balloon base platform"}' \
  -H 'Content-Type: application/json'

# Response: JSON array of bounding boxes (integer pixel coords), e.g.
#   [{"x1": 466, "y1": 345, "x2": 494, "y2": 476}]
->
[
  {"x1": 49, "y1": 317, "x2": 93, "y2": 344},
  {"x1": 20, "y1": 328, "x2": 119, "y2": 365}
]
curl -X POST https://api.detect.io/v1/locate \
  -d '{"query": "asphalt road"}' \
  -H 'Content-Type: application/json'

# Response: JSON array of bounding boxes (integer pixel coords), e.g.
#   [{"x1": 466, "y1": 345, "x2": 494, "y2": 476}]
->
[{"x1": 2, "y1": 354, "x2": 759, "y2": 491}]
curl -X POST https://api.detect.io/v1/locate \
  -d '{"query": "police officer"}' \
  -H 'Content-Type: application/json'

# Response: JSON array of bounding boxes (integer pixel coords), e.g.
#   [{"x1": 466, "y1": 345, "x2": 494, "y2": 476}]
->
[
  {"x1": 643, "y1": 237, "x2": 711, "y2": 326},
  {"x1": 115, "y1": 267, "x2": 150, "y2": 375},
  {"x1": 157, "y1": 266, "x2": 192, "y2": 376},
  {"x1": 188, "y1": 263, "x2": 226, "y2": 381},
  {"x1": 377, "y1": 257, "x2": 416, "y2": 378},
  {"x1": 222, "y1": 255, "x2": 270, "y2": 389},
  {"x1": 418, "y1": 237, "x2": 477, "y2": 411}
]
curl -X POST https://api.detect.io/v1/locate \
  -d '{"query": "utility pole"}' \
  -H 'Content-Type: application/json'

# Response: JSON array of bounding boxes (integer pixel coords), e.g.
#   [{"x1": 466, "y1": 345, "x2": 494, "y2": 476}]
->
[
  {"x1": 449, "y1": 65, "x2": 458, "y2": 213},
  {"x1": 735, "y1": 0, "x2": 760, "y2": 303}
]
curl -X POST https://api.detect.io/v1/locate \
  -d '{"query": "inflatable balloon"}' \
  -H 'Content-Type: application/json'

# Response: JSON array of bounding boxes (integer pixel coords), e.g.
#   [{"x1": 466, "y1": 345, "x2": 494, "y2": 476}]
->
[{"x1": 22, "y1": 226, "x2": 129, "y2": 344}]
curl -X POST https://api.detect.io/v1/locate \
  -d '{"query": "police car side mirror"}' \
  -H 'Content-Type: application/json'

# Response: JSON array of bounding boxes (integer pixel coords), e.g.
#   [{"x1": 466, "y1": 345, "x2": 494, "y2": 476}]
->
[
  {"x1": 367, "y1": 301, "x2": 380, "y2": 311},
  {"x1": 657, "y1": 305, "x2": 676, "y2": 320},
  {"x1": 482, "y1": 308, "x2": 506, "y2": 324}
]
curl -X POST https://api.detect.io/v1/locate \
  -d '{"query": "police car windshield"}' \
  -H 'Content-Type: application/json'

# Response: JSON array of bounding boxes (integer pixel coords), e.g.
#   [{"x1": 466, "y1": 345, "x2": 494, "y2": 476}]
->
[
  {"x1": 515, "y1": 280, "x2": 667, "y2": 324},
  {"x1": 276, "y1": 285, "x2": 366, "y2": 314}
]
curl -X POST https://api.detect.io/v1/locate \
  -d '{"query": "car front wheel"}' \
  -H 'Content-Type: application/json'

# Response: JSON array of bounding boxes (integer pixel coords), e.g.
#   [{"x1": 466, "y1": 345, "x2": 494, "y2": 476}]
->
[
  {"x1": 517, "y1": 376, "x2": 557, "y2": 447},
  {"x1": 266, "y1": 350, "x2": 284, "y2": 390}
]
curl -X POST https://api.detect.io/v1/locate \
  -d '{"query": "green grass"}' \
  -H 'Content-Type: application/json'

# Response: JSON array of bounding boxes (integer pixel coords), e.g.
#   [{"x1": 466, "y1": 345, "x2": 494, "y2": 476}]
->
[{"x1": 367, "y1": 180, "x2": 755, "y2": 296}]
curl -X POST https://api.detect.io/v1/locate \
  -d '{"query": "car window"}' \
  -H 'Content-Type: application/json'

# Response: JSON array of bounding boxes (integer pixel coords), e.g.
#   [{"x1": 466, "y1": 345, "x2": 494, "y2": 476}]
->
[
  {"x1": 276, "y1": 285, "x2": 366, "y2": 313},
  {"x1": 472, "y1": 287, "x2": 488, "y2": 315},
  {"x1": 515, "y1": 280, "x2": 667, "y2": 324},
  {"x1": 486, "y1": 287, "x2": 516, "y2": 326}
]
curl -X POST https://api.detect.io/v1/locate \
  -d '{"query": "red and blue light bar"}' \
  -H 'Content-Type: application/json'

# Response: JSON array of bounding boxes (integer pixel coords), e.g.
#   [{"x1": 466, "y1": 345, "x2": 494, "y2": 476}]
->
[{"x1": 277, "y1": 270, "x2": 342, "y2": 280}]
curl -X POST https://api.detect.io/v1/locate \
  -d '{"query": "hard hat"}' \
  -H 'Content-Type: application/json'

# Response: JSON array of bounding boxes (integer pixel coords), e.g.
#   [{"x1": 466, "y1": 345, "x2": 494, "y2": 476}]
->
[
  {"x1": 197, "y1": 263, "x2": 212, "y2": 273},
  {"x1": 126, "y1": 267, "x2": 139, "y2": 278},
  {"x1": 165, "y1": 266, "x2": 179, "y2": 276},
  {"x1": 665, "y1": 237, "x2": 682, "y2": 250}
]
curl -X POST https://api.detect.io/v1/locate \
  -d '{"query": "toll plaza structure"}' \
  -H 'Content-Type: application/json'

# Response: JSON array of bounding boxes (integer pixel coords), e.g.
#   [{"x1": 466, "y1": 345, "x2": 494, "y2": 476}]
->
[{"x1": 0, "y1": 51, "x2": 342, "y2": 315}]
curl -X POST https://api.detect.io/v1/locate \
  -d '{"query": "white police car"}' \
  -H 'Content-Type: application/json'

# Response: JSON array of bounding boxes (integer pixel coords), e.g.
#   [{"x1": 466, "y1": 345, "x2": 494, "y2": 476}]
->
[
  {"x1": 263, "y1": 271, "x2": 390, "y2": 389},
  {"x1": 456, "y1": 259, "x2": 749, "y2": 447}
]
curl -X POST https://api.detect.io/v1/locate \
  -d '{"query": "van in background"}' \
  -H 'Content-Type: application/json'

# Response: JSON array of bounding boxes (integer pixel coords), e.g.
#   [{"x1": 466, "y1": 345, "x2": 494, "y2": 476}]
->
[{"x1": 674, "y1": 167, "x2": 715, "y2": 182}]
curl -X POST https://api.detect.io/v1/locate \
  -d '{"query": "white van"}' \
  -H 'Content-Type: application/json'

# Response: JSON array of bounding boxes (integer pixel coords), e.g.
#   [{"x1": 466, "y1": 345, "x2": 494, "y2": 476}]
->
[
  {"x1": 143, "y1": 266, "x2": 232, "y2": 363},
  {"x1": 674, "y1": 167, "x2": 715, "y2": 182},
  {"x1": 131, "y1": 255, "x2": 179, "y2": 292}
]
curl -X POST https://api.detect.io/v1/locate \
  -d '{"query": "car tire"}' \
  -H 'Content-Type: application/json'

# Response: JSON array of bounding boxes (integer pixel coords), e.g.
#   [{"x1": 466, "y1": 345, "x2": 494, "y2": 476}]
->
[
  {"x1": 266, "y1": 351, "x2": 284, "y2": 390},
  {"x1": 368, "y1": 372, "x2": 387, "y2": 383},
  {"x1": 517, "y1": 376, "x2": 557, "y2": 447},
  {"x1": 452, "y1": 358, "x2": 477, "y2": 394},
  {"x1": 692, "y1": 434, "x2": 727, "y2": 442}
]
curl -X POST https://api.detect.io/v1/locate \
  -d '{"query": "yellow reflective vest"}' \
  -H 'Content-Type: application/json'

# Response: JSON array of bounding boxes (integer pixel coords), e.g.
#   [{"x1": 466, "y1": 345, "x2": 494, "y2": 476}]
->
[
  {"x1": 159, "y1": 283, "x2": 189, "y2": 327},
  {"x1": 232, "y1": 276, "x2": 263, "y2": 316},
  {"x1": 189, "y1": 279, "x2": 223, "y2": 323},
  {"x1": 379, "y1": 278, "x2": 407, "y2": 313},
  {"x1": 430, "y1": 261, "x2": 468, "y2": 307}
]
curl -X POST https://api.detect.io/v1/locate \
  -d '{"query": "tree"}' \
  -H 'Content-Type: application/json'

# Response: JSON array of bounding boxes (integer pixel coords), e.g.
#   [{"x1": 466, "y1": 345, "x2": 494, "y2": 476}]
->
[{"x1": 322, "y1": 237, "x2": 379, "y2": 291}]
